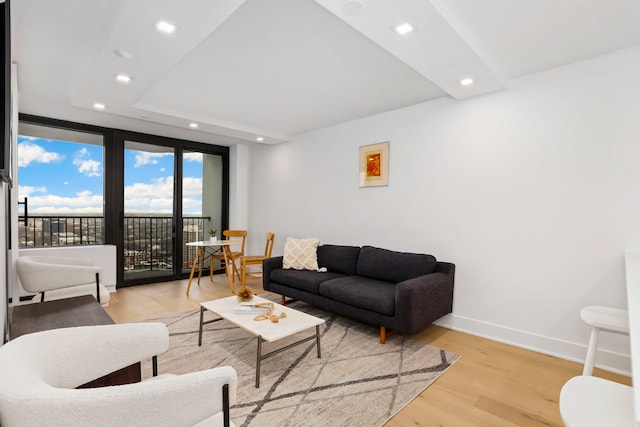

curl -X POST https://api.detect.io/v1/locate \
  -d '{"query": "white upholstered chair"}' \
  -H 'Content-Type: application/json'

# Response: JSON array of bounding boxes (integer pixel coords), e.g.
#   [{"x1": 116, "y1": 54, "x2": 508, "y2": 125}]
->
[
  {"x1": 15, "y1": 255, "x2": 110, "y2": 306},
  {"x1": 0, "y1": 323, "x2": 238, "y2": 427},
  {"x1": 560, "y1": 375, "x2": 634, "y2": 427}
]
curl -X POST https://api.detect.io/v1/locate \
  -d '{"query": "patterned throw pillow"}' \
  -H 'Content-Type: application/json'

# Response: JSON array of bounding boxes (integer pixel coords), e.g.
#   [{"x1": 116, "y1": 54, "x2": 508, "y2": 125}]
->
[{"x1": 282, "y1": 237, "x2": 320, "y2": 271}]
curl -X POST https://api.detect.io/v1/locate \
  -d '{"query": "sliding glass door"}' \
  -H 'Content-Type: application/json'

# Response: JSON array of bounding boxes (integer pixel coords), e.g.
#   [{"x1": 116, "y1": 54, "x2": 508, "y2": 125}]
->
[
  {"x1": 123, "y1": 140, "x2": 175, "y2": 281},
  {"x1": 181, "y1": 151, "x2": 224, "y2": 274},
  {"x1": 117, "y1": 134, "x2": 228, "y2": 287}
]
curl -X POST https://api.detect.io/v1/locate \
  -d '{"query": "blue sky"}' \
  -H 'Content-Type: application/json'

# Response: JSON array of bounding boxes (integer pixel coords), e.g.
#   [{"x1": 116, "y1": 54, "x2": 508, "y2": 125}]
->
[{"x1": 17, "y1": 136, "x2": 204, "y2": 215}]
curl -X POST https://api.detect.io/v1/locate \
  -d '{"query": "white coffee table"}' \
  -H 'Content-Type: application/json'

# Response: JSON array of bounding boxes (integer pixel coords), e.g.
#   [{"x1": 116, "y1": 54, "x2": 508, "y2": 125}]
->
[{"x1": 198, "y1": 295, "x2": 325, "y2": 387}]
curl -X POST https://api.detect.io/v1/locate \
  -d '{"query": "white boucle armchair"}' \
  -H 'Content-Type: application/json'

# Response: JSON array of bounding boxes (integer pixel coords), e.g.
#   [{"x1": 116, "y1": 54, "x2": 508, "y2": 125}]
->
[
  {"x1": 0, "y1": 323, "x2": 238, "y2": 427},
  {"x1": 15, "y1": 255, "x2": 111, "y2": 306}
]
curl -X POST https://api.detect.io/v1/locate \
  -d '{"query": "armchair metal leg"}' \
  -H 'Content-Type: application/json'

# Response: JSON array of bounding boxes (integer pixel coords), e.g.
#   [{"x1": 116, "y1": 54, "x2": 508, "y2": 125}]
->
[
  {"x1": 223, "y1": 383, "x2": 230, "y2": 427},
  {"x1": 152, "y1": 355, "x2": 158, "y2": 377},
  {"x1": 40, "y1": 291, "x2": 45, "y2": 302},
  {"x1": 95, "y1": 272, "x2": 101, "y2": 304}
]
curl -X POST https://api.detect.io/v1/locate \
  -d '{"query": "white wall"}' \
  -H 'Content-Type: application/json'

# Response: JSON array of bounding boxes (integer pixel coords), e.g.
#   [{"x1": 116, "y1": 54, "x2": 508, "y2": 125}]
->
[
  {"x1": 247, "y1": 45, "x2": 640, "y2": 374},
  {"x1": 229, "y1": 144, "x2": 250, "y2": 230}
]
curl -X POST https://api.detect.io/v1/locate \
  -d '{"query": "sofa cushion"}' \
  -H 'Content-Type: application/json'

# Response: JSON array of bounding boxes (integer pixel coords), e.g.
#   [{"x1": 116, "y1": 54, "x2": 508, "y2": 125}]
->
[
  {"x1": 282, "y1": 237, "x2": 320, "y2": 271},
  {"x1": 270, "y1": 269, "x2": 346, "y2": 294},
  {"x1": 317, "y1": 245, "x2": 361, "y2": 276},
  {"x1": 318, "y1": 276, "x2": 396, "y2": 316},
  {"x1": 355, "y1": 246, "x2": 437, "y2": 283}
]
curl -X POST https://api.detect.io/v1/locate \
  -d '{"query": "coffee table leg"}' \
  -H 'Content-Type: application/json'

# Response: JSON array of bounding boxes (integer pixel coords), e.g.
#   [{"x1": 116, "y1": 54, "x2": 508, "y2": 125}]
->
[
  {"x1": 198, "y1": 306, "x2": 205, "y2": 346},
  {"x1": 316, "y1": 325, "x2": 321, "y2": 358},
  {"x1": 256, "y1": 336, "x2": 263, "y2": 388}
]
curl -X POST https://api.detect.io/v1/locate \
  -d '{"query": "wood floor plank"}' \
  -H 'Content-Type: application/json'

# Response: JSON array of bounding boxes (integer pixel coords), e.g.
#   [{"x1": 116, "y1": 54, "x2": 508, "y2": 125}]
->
[{"x1": 105, "y1": 276, "x2": 631, "y2": 426}]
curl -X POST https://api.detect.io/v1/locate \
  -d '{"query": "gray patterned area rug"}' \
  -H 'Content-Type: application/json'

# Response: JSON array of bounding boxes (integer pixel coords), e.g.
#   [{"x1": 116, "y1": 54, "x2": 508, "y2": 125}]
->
[{"x1": 143, "y1": 297, "x2": 460, "y2": 427}]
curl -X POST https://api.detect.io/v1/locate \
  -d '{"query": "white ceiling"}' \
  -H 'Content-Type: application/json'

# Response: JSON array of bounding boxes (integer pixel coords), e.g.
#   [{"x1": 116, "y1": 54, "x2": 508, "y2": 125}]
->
[{"x1": 12, "y1": 0, "x2": 640, "y2": 145}]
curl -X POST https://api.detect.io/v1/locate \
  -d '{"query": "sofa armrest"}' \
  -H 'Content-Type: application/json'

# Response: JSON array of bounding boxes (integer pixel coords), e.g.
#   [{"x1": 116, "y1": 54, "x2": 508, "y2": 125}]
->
[
  {"x1": 263, "y1": 256, "x2": 284, "y2": 291},
  {"x1": 394, "y1": 271, "x2": 454, "y2": 335},
  {"x1": 435, "y1": 261, "x2": 455, "y2": 278}
]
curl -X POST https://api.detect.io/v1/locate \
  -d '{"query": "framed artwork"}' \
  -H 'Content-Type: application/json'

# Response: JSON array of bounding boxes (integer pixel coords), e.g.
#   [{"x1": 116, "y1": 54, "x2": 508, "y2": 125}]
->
[{"x1": 359, "y1": 141, "x2": 389, "y2": 187}]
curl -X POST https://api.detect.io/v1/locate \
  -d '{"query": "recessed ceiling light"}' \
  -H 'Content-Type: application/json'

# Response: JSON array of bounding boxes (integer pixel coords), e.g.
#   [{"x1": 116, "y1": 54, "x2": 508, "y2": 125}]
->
[
  {"x1": 189, "y1": 123, "x2": 198, "y2": 128},
  {"x1": 93, "y1": 103, "x2": 106, "y2": 110},
  {"x1": 394, "y1": 22, "x2": 414, "y2": 36},
  {"x1": 113, "y1": 49, "x2": 133, "y2": 59},
  {"x1": 155, "y1": 20, "x2": 176, "y2": 34},
  {"x1": 115, "y1": 74, "x2": 133, "y2": 84},
  {"x1": 460, "y1": 78, "x2": 474, "y2": 86},
  {"x1": 256, "y1": 137, "x2": 264, "y2": 142}
]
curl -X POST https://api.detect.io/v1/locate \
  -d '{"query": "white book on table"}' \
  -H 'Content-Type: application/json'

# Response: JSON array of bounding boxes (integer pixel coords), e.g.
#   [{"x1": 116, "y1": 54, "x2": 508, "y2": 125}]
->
[{"x1": 233, "y1": 303, "x2": 270, "y2": 314}]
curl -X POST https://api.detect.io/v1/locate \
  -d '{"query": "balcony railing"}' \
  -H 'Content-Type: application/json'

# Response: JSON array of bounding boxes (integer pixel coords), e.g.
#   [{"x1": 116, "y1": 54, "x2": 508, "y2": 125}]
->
[{"x1": 18, "y1": 215, "x2": 210, "y2": 273}]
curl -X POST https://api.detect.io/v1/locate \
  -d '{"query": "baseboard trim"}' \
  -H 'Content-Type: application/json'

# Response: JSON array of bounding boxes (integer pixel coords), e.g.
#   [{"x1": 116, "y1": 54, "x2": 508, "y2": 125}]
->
[{"x1": 434, "y1": 314, "x2": 631, "y2": 376}]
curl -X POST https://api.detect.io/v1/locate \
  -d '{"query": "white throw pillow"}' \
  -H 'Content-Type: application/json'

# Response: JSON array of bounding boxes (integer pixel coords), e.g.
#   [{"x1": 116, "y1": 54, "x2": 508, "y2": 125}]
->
[{"x1": 282, "y1": 237, "x2": 320, "y2": 271}]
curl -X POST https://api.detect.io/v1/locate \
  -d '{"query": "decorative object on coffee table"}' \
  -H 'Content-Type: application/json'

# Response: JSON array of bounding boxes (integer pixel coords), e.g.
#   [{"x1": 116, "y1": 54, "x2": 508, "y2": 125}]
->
[
  {"x1": 236, "y1": 285, "x2": 254, "y2": 302},
  {"x1": 251, "y1": 302, "x2": 287, "y2": 323}
]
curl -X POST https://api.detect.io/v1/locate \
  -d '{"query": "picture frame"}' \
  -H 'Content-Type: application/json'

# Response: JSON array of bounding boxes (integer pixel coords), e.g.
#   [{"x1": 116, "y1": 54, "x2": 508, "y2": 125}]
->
[{"x1": 359, "y1": 141, "x2": 389, "y2": 187}]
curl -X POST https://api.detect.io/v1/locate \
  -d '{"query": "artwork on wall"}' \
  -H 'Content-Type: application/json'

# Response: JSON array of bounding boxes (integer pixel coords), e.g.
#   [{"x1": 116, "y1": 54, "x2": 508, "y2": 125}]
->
[{"x1": 359, "y1": 141, "x2": 389, "y2": 187}]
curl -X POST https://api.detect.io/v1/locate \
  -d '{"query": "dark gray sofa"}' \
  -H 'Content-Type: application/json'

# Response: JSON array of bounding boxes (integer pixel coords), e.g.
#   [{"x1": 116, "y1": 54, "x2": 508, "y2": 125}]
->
[{"x1": 263, "y1": 244, "x2": 455, "y2": 343}]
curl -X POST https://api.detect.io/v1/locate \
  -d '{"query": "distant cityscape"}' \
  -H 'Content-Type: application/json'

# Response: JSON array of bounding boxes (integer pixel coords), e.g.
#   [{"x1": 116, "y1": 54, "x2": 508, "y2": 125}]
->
[{"x1": 19, "y1": 215, "x2": 209, "y2": 277}]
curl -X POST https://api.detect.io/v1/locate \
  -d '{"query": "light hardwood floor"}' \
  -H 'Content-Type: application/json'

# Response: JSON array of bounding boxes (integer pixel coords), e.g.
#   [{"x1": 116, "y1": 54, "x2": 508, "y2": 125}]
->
[{"x1": 105, "y1": 276, "x2": 631, "y2": 427}]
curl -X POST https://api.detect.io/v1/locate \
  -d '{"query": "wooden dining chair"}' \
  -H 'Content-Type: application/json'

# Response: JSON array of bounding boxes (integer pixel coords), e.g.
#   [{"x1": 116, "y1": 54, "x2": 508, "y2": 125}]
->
[
  {"x1": 209, "y1": 230, "x2": 247, "y2": 284},
  {"x1": 240, "y1": 232, "x2": 275, "y2": 286}
]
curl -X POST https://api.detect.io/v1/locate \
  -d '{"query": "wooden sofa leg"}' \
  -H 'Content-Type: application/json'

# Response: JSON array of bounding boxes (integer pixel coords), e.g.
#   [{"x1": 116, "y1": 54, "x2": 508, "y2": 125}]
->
[
  {"x1": 281, "y1": 295, "x2": 287, "y2": 306},
  {"x1": 380, "y1": 326, "x2": 397, "y2": 344}
]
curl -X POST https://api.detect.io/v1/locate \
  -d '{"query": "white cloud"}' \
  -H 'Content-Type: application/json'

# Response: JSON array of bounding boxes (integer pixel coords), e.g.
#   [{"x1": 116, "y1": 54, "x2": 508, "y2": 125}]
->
[
  {"x1": 18, "y1": 141, "x2": 64, "y2": 167},
  {"x1": 133, "y1": 152, "x2": 172, "y2": 168},
  {"x1": 29, "y1": 206, "x2": 104, "y2": 215},
  {"x1": 18, "y1": 185, "x2": 47, "y2": 198},
  {"x1": 184, "y1": 152, "x2": 203, "y2": 162},
  {"x1": 25, "y1": 192, "x2": 104, "y2": 213},
  {"x1": 125, "y1": 176, "x2": 173, "y2": 198},
  {"x1": 73, "y1": 148, "x2": 101, "y2": 177},
  {"x1": 124, "y1": 207, "x2": 173, "y2": 215},
  {"x1": 124, "y1": 176, "x2": 203, "y2": 213},
  {"x1": 124, "y1": 176, "x2": 173, "y2": 211},
  {"x1": 183, "y1": 177, "x2": 203, "y2": 197},
  {"x1": 182, "y1": 197, "x2": 202, "y2": 210}
]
